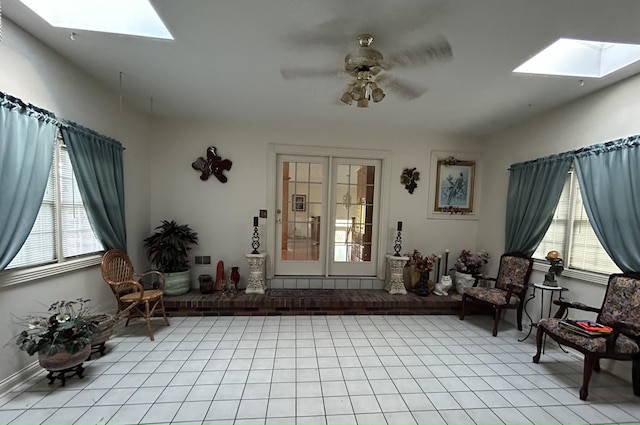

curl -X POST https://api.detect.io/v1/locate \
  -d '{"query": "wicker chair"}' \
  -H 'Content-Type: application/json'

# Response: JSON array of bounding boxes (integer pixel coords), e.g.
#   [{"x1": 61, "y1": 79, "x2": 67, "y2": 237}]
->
[
  {"x1": 459, "y1": 252, "x2": 533, "y2": 336},
  {"x1": 533, "y1": 272, "x2": 640, "y2": 400},
  {"x1": 100, "y1": 249, "x2": 169, "y2": 341}
]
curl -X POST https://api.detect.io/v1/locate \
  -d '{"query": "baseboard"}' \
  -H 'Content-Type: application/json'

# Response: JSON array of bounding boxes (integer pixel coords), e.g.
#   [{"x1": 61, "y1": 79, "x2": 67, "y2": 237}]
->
[{"x1": 0, "y1": 361, "x2": 41, "y2": 396}]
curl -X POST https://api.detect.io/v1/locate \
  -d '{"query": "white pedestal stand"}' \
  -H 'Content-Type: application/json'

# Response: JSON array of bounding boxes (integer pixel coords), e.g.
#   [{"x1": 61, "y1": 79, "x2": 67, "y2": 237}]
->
[
  {"x1": 245, "y1": 253, "x2": 267, "y2": 294},
  {"x1": 385, "y1": 255, "x2": 409, "y2": 295}
]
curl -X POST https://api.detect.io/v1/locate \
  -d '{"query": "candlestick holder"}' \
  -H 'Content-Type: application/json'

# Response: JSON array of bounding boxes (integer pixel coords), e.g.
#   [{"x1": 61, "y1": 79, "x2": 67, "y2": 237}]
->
[
  {"x1": 251, "y1": 225, "x2": 260, "y2": 254},
  {"x1": 393, "y1": 230, "x2": 402, "y2": 256}
]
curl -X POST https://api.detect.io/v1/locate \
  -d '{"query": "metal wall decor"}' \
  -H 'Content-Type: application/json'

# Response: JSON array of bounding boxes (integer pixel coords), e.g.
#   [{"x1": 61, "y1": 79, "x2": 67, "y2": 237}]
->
[
  {"x1": 401, "y1": 167, "x2": 420, "y2": 194},
  {"x1": 192, "y1": 146, "x2": 233, "y2": 183}
]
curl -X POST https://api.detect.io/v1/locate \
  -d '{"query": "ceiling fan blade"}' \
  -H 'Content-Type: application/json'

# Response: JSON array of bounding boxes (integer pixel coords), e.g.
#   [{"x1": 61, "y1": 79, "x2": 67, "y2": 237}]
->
[
  {"x1": 384, "y1": 35, "x2": 452, "y2": 69},
  {"x1": 376, "y1": 75, "x2": 427, "y2": 100},
  {"x1": 281, "y1": 67, "x2": 346, "y2": 80}
]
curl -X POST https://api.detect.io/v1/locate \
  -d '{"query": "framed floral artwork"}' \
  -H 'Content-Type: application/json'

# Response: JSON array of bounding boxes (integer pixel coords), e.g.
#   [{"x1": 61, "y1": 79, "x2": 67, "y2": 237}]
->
[
  {"x1": 434, "y1": 158, "x2": 476, "y2": 213},
  {"x1": 427, "y1": 150, "x2": 482, "y2": 220}
]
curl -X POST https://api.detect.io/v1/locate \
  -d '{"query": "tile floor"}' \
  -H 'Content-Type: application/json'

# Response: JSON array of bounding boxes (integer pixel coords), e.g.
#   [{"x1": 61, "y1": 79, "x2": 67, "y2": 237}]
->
[{"x1": 1, "y1": 315, "x2": 639, "y2": 425}]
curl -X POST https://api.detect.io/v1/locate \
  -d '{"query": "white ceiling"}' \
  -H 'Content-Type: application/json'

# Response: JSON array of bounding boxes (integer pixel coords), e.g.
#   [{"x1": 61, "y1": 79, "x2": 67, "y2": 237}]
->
[{"x1": 4, "y1": 0, "x2": 640, "y2": 137}]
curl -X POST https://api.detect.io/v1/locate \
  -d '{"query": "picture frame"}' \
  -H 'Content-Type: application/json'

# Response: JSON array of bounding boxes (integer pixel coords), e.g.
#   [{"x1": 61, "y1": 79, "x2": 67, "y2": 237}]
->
[
  {"x1": 434, "y1": 158, "x2": 476, "y2": 213},
  {"x1": 292, "y1": 194, "x2": 306, "y2": 212}
]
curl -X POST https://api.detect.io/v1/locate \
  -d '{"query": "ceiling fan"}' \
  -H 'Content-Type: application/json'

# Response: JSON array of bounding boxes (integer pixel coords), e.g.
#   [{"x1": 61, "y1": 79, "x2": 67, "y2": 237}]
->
[{"x1": 281, "y1": 33, "x2": 453, "y2": 107}]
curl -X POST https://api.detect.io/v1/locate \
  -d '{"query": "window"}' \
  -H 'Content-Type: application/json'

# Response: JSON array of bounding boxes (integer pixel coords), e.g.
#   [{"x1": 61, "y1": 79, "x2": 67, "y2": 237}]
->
[
  {"x1": 534, "y1": 170, "x2": 620, "y2": 275},
  {"x1": 6, "y1": 135, "x2": 103, "y2": 270}
]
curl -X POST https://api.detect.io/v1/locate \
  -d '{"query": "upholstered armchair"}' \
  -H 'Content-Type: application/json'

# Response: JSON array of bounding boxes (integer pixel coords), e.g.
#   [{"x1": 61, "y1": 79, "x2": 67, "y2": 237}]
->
[
  {"x1": 533, "y1": 272, "x2": 640, "y2": 400},
  {"x1": 459, "y1": 252, "x2": 533, "y2": 336}
]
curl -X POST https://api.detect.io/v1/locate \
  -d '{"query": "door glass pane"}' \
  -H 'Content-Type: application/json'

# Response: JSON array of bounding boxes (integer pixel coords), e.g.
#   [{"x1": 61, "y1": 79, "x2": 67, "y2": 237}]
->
[
  {"x1": 334, "y1": 164, "x2": 375, "y2": 263},
  {"x1": 281, "y1": 160, "x2": 321, "y2": 261}
]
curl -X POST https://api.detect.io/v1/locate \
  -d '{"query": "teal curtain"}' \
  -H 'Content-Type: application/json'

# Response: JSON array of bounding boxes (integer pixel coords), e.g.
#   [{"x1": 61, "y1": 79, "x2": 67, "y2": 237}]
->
[
  {"x1": 574, "y1": 136, "x2": 640, "y2": 272},
  {"x1": 61, "y1": 124, "x2": 127, "y2": 251},
  {"x1": 505, "y1": 152, "x2": 574, "y2": 256},
  {"x1": 0, "y1": 93, "x2": 57, "y2": 270}
]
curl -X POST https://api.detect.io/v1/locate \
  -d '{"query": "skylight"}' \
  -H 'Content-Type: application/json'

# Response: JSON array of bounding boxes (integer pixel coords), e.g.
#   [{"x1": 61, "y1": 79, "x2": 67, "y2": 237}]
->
[
  {"x1": 513, "y1": 38, "x2": 640, "y2": 78},
  {"x1": 19, "y1": 0, "x2": 173, "y2": 40}
]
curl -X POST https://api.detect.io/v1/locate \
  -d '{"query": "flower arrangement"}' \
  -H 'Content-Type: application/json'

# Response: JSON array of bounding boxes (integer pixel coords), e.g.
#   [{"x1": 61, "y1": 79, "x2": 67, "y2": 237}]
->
[
  {"x1": 16, "y1": 299, "x2": 98, "y2": 356},
  {"x1": 455, "y1": 249, "x2": 490, "y2": 275},
  {"x1": 405, "y1": 249, "x2": 437, "y2": 272}
]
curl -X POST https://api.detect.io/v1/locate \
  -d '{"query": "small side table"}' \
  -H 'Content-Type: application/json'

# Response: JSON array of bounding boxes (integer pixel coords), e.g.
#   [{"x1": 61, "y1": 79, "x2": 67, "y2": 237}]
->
[
  {"x1": 385, "y1": 255, "x2": 408, "y2": 295},
  {"x1": 519, "y1": 283, "x2": 568, "y2": 343}
]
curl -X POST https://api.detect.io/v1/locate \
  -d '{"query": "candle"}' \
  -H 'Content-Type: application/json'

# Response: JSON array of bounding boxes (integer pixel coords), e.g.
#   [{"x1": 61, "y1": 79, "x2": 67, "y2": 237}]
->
[
  {"x1": 436, "y1": 256, "x2": 441, "y2": 280},
  {"x1": 397, "y1": 221, "x2": 403, "y2": 231},
  {"x1": 253, "y1": 216, "x2": 258, "y2": 227},
  {"x1": 444, "y1": 251, "x2": 449, "y2": 276}
]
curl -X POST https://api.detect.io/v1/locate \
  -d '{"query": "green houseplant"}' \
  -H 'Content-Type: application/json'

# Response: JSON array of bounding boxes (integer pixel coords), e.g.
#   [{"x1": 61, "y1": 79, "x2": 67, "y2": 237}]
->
[
  {"x1": 143, "y1": 220, "x2": 198, "y2": 296},
  {"x1": 16, "y1": 299, "x2": 98, "y2": 373}
]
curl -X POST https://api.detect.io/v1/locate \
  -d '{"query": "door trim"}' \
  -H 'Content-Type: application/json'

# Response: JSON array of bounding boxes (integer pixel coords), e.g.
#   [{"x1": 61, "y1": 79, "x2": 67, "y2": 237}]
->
[{"x1": 267, "y1": 144, "x2": 392, "y2": 280}]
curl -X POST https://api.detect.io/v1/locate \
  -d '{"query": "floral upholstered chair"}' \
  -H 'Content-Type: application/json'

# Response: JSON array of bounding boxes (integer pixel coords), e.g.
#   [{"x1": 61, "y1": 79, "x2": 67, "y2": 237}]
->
[
  {"x1": 459, "y1": 252, "x2": 533, "y2": 336},
  {"x1": 533, "y1": 272, "x2": 640, "y2": 400}
]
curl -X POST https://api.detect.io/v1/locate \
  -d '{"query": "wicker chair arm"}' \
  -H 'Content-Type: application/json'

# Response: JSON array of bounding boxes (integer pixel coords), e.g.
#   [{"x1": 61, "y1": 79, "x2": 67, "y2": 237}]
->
[{"x1": 136, "y1": 270, "x2": 166, "y2": 290}]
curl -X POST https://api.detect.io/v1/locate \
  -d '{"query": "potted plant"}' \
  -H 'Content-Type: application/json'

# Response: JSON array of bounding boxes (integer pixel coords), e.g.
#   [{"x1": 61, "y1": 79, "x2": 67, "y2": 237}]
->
[
  {"x1": 405, "y1": 249, "x2": 437, "y2": 296},
  {"x1": 454, "y1": 249, "x2": 490, "y2": 294},
  {"x1": 16, "y1": 299, "x2": 98, "y2": 374},
  {"x1": 143, "y1": 220, "x2": 198, "y2": 296}
]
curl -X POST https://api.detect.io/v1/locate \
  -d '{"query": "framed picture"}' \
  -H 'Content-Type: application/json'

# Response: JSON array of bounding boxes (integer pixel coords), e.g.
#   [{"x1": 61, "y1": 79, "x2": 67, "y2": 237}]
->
[
  {"x1": 434, "y1": 158, "x2": 476, "y2": 213},
  {"x1": 292, "y1": 194, "x2": 306, "y2": 212}
]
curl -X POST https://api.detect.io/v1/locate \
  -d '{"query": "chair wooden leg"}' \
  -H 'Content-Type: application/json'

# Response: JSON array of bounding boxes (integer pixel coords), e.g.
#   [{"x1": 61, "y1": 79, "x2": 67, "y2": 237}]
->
[
  {"x1": 633, "y1": 355, "x2": 640, "y2": 396},
  {"x1": 580, "y1": 354, "x2": 598, "y2": 400},
  {"x1": 160, "y1": 297, "x2": 170, "y2": 326},
  {"x1": 144, "y1": 300, "x2": 155, "y2": 341},
  {"x1": 492, "y1": 307, "x2": 501, "y2": 336},
  {"x1": 533, "y1": 326, "x2": 544, "y2": 363},
  {"x1": 460, "y1": 294, "x2": 467, "y2": 321}
]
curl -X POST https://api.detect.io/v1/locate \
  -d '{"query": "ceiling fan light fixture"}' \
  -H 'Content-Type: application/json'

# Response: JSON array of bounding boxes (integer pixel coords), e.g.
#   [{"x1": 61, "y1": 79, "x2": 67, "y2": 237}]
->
[
  {"x1": 340, "y1": 92, "x2": 353, "y2": 105},
  {"x1": 357, "y1": 97, "x2": 369, "y2": 108}
]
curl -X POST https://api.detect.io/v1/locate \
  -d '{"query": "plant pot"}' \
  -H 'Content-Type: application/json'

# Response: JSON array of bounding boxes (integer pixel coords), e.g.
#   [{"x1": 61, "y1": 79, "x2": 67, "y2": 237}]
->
[
  {"x1": 455, "y1": 271, "x2": 475, "y2": 295},
  {"x1": 164, "y1": 270, "x2": 191, "y2": 296},
  {"x1": 38, "y1": 345, "x2": 91, "y2": 371},
  {"x1": 89, "y1": 314, "x2": 115, "y2": 345}
]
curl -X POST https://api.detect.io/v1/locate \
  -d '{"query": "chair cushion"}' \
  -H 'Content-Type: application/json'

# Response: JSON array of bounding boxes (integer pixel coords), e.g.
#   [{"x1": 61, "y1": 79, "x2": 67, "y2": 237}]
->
[
  {"x1": 539, "y1": 318, "x2": 639, "y2": 354},
  {"x1": 465, "y1": 287, "x2": 520, "y2": 306},
  {"x1": 120, "y1": 289, "x2": 164, "y2": 303}
]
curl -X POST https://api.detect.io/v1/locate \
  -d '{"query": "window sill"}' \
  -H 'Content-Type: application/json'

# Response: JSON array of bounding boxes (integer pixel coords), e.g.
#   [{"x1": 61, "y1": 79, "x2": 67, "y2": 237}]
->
[
  {"x1": 0, "y1": 255, "x2": 102, "y2": 289},
  {"x1": 532, "y1": 261, "x2": 609, "y2": 285}
]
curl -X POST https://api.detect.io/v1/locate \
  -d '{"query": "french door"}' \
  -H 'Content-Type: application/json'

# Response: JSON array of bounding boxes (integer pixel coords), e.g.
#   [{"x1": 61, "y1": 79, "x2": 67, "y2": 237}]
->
[{"x1": 275, "y1": 154, "x2": 381, "y2": 276}]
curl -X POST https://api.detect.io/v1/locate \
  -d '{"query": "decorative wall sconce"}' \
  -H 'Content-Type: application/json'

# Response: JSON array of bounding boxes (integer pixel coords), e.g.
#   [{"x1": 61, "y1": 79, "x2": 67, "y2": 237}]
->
[
  {"x1": 401, "y1": 167, "x2": 420, "y2": 194},
  {"x1": 192, "y1": 146, "x2": 232, "y2": 183}
]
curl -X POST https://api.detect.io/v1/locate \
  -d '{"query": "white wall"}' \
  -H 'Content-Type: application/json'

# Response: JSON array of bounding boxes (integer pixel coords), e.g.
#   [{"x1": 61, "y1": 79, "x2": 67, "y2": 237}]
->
[
  {"x1": 479, "y1": 73, "x2": 640, "y2": 380},
  {"x1": 149, "y1": 119, "x2": 483, "y2": 283},
  {"x1": 0, "y1": 20, "x2": 151, "y2": 382}
]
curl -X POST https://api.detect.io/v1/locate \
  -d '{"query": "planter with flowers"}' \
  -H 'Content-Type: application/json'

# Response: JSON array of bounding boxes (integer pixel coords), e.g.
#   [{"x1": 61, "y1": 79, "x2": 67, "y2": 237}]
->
[
  {"x1": 405, "y1": 249, "x2": 437, "y2": 296},
  {"x1": 454, "y1": 249, "x2": 490, "y2": 294},
  {"x1": 16, "y1": 299, "x2": 99, "y2": 386}
]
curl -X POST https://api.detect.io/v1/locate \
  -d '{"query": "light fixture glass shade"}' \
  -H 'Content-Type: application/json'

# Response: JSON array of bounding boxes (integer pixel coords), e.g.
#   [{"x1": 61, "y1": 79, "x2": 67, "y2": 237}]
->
[
  {"x1": 371, "y1": 87, "x2": 385, "y2": 102},
  {"x1": 351, "y1": 86, "x2": 364, "y2": 101},
  {"x1": 357, "y1": 97, "x2": 369, "y2": 108},
  {"x1": 340, "y1": 92, "x2": 353, "y2": 105}
]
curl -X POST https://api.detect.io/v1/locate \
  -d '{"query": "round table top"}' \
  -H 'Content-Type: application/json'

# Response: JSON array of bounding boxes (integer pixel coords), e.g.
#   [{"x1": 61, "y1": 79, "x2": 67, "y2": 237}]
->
[{"x1": 532, "y1": 282, "x2": 568, "y2": 291}]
